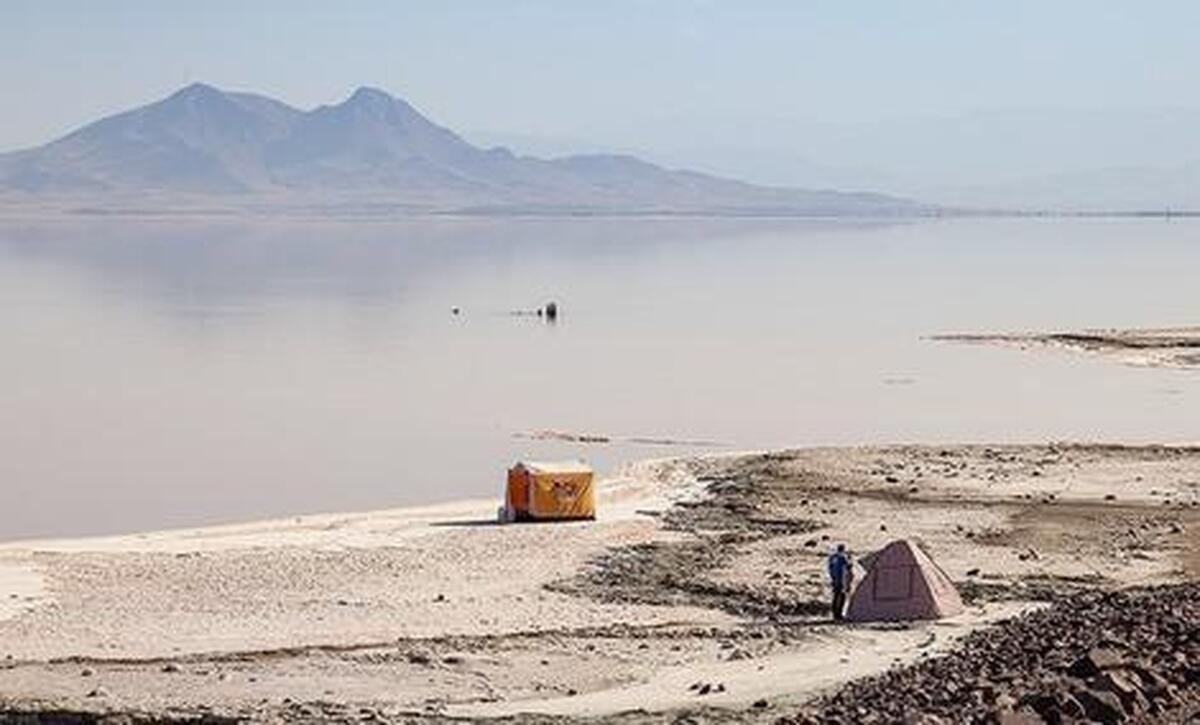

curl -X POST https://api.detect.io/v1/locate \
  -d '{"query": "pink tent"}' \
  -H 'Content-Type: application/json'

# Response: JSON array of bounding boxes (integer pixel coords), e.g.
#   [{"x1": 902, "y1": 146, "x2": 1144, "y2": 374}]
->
[{"x1": 847, "y1": 539, "x2": 964, "y2": 622}]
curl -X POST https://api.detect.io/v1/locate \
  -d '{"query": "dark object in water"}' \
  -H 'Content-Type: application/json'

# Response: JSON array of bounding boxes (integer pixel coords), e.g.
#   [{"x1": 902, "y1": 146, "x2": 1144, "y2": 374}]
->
[{"x1": 544, "y1": 301, "x2": 558, "y2": 321}]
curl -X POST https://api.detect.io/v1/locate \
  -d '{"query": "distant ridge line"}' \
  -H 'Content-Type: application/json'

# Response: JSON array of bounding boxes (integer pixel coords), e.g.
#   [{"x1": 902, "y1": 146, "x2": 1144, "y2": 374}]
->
[{"x1": 0, "y1": 83, "x2": 925, "y2": 217}]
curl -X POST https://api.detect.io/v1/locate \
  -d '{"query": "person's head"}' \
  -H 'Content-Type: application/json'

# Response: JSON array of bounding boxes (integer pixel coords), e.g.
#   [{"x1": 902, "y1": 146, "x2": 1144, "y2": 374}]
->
[{"x1": 836, "y1": 543, "x2": 846, "y2": 553}]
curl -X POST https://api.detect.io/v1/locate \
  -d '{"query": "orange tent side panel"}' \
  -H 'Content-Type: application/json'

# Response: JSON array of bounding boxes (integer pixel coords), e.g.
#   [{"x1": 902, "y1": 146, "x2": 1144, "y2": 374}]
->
[
  {"x1": 527, "y1": 471, "x2": 595, "y2": 520},
  {"x1": 506, "y1": 467, "x2": 531, "y2": 518}
]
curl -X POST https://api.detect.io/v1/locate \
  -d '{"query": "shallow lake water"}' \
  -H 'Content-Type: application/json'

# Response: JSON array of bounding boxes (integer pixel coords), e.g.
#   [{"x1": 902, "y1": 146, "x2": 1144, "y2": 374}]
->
[{"x1": 1, "y1": 216, "x2": 1197, "y2": 540}]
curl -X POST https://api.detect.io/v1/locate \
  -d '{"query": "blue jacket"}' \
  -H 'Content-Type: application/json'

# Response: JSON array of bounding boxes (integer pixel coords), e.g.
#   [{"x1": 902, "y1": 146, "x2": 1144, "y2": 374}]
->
[{"x1": 828, "y1": 551, "x2": 852, "y2": 589}]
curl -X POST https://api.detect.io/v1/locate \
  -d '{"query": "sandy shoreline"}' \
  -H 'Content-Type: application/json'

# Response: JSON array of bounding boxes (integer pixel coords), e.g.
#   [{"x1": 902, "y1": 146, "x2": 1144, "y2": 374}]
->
[{"x1": 0, "y1": 443, "x2": 1197, "y2": 722}]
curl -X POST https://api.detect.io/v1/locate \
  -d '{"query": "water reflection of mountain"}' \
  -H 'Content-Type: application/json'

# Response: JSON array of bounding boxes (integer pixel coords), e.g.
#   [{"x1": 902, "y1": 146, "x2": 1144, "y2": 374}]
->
[{"x1": 0, "y1": 218, "x2": 897, "y2": 322}]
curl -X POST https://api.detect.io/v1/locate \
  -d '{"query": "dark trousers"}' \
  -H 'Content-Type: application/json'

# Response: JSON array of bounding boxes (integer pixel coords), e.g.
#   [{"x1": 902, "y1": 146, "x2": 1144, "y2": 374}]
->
[{"x1": 831, "y1": 587, "x2": 847, "y2": 621}]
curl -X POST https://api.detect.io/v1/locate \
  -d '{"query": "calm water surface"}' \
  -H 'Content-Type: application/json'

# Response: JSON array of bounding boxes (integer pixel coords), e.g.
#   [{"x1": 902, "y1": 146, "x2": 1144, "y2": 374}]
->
[{"x1": 1, "y1": 217, "x2": 1197, "y2": 540}]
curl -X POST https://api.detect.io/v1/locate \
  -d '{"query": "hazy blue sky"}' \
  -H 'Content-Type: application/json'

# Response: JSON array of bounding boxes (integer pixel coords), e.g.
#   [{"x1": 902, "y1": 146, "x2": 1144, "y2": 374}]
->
[{"x1": 4, "y1": 1, "x2": 1199, "y2": 153}]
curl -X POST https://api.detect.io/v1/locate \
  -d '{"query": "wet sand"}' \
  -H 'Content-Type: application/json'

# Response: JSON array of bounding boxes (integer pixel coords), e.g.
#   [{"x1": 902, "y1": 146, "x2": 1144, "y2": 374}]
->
[{"x1": 0, "y1": 443, "x2": 1197, "y2": 722}]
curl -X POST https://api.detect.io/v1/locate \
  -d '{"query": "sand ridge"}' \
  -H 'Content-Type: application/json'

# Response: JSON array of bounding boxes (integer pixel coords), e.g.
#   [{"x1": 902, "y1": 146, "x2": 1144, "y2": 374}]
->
[{"x1": 932, "y1": 327, "x2": 1200, "y2": 369}]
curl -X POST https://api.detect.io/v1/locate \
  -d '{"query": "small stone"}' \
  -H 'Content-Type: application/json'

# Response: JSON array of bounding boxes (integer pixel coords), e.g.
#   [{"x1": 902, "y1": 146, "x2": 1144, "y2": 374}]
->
[
  {"x1": 752, "y1": 698, "x2": 769, "y2": 709},
  {"x1": 1057, "y1": 693, "x2": 1086, "y2": 719},
  {"x1": 1073, "y1": 688, "x2": 1124, "y2": 723},
  {"x1": 1130, "y1": 665, "x2": 1170, "y2": 693},
  {"x1": 86, "y1": 687, "x2": 109, "y2": 698},
  {"x1": 161, "y1": 662, "x2": 181, "y2": 673},
  {"x1": 406, "y1": 651, "x2": 432, "y2": 665},
  {"x1": 966, "y1": 568, "x2": 981, "y2": 577},
  {"x1": 80, "y1": 668, "x2": 94, "y2": 677},
  {"x1": 996, "y1": 708, "x2": 1042, "y2": 725},
  {"x1": 1069, "y1": 648, "x2": 1125, "y2": 677},
  {"x1": 1095, "y1": 670, "x2": 1147, "y2": 713}
]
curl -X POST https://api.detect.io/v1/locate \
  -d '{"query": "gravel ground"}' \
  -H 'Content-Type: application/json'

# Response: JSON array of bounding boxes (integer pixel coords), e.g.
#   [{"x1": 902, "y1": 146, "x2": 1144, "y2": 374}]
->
[{"x1": 784, "y1": 583, "x2": 1200, "y2": 724}]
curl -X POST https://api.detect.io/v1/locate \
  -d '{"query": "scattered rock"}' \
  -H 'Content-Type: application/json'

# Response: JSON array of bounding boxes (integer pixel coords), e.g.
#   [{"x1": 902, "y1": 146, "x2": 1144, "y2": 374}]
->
[
  {"x1": 785, "y1": 583, "x2": 1199, "y2": 724},
  {"x1": 406, "y1": 650, "x2": 432, "y2": 666},
  {"x1": 1073, "y1": 688, "x2": 1125, "y2": 723},
  {"x1": 996, "y1": 708, "x2": 1042, "y2": 725},
  {"x1": 1069, "y1": 647, "x2": 1125, "y2": 677}
]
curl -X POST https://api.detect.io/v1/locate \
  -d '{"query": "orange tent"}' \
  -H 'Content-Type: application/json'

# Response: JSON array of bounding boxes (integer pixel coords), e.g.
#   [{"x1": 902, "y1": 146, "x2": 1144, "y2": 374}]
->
[
  {"x1": 847, "y1": 539, "x2": 964, "y2": 622},
  {"x1": 503, "y1": 461, "x2": 595, "y2": 522}
]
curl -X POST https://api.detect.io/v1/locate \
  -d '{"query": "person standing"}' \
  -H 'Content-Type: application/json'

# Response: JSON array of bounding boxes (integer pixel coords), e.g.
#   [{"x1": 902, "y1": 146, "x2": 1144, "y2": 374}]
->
[{"x1": 827, "y1": 543, "x2": 854, "y2": 621}]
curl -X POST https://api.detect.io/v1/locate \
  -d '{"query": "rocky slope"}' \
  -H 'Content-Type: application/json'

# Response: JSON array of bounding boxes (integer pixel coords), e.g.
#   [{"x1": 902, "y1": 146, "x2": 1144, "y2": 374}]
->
[{"x1": 786, "y1": 584, "x2": 1199, "y2": 724}]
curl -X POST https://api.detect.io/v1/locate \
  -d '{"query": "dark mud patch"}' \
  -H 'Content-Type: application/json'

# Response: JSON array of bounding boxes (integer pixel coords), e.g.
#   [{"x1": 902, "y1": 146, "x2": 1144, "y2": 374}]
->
[
  {"x1": 550, "y1": 461, "x2": 827, "y2": 620},
  {"x1": 932, "y1": 328, "x2": 1200, "y2": 369},
  {"x1": 0, "y1": 708, "x2": 239, "y2": 724},
  {"x1": 958, "y1": 572, "x2": 1112, "y2": 605},
  {"x1": 549, "y1": 538, "x2": 827, "y2": 619}
]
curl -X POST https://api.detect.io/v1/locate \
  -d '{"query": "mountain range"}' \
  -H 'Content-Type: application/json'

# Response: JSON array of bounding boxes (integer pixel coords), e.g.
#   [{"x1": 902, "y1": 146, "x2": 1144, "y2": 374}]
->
[
  {"x1": 483, "y1": 107, "x2": 1200, "y2": 213},
  {"x1": 0, "y1": 84, "x2": 917, "y2": 216}
]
